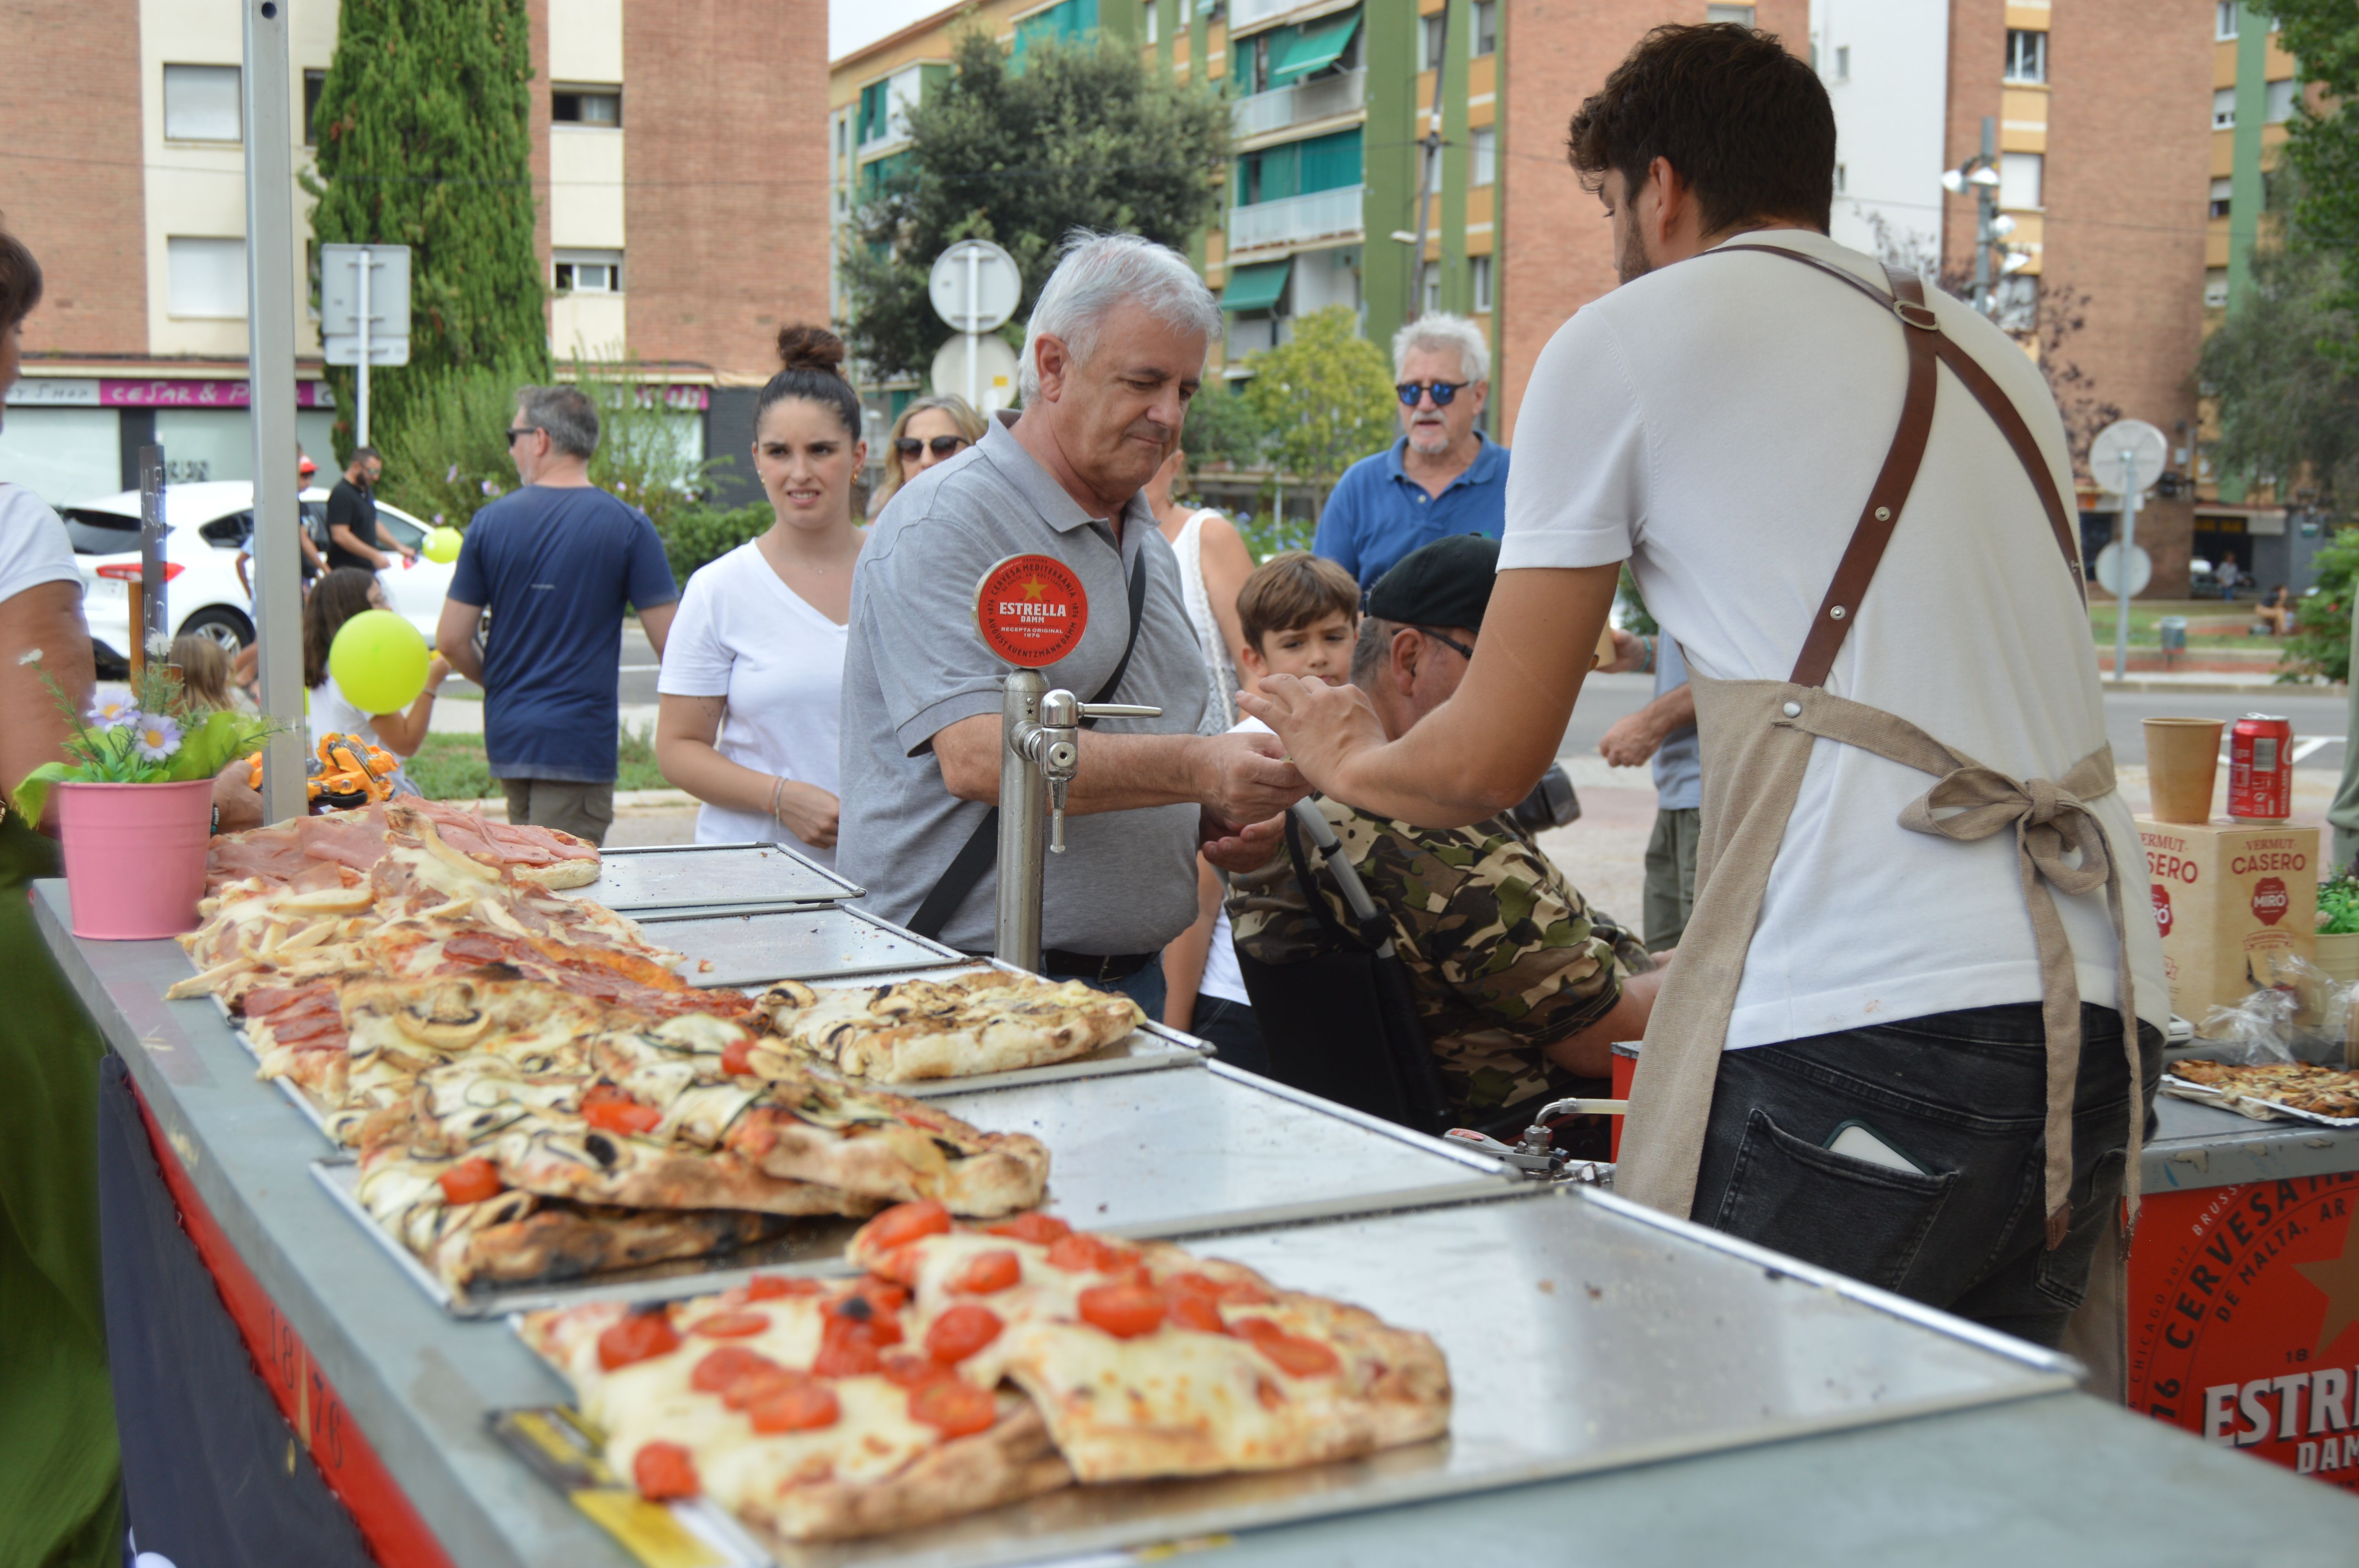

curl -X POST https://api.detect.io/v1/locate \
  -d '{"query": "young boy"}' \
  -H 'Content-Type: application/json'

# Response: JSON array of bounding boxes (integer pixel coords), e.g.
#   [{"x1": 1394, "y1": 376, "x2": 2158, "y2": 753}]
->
[{"x1": 1162, "y1": 552, "x2": 1361, "y2": 1070}]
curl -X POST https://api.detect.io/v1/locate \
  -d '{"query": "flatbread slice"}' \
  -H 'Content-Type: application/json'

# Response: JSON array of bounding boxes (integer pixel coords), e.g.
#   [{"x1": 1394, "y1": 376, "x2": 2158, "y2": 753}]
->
[{"x1": 758, "y1": 972, "x2": 1143, "y2": 1082}]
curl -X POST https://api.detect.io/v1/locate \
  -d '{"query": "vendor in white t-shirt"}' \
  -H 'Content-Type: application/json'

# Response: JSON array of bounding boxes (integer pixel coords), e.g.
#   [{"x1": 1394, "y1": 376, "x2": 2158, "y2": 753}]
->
[
  {"x1": 1241, "y1": 24, "x2": 2165, "y2": 1348},
  {"x1": 654, "y1": 327, "x2": 864, "y2": 866},
  {"x1": 304, "y1": 566, "x2": 447, "y2": 791}
]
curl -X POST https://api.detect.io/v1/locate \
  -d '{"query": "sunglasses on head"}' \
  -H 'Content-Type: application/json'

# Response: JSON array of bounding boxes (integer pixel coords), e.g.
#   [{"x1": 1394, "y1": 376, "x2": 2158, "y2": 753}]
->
[
  {"x1": 896, "y1": 435, "x2": 969, "y2": 459},
  {"x1": 1397, "y1": 380, "x2": 1469, "y2": 407}
]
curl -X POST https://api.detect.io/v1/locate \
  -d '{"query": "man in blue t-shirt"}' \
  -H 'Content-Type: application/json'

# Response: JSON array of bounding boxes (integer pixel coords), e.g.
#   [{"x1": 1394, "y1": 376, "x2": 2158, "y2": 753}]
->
[
  {"x1": 1311, "y1": 313, "x2": 1509, "y2": 590},
  {"x1": 436, "y1": 384, "x2": 679, "y2": 846}
]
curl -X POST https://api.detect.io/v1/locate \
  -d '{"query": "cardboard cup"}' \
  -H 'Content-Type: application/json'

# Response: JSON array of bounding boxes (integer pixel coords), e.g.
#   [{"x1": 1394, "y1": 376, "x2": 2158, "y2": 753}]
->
[{"x1": 2145, "y1": 717, "x2": 2223, "y2": 824}]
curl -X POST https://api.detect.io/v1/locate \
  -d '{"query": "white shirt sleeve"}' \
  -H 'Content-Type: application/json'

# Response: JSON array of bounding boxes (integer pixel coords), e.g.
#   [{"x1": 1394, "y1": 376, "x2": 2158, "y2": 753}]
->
[
  {"x1": 0, "y1": 484, "x2": 82, "y2": 606},
  {"x1": 654, "y1": 555, "x2": 736, "y2": 699},
  {"x1": 1498, "y1": 309, "x2": 1650, "y2": 573}
]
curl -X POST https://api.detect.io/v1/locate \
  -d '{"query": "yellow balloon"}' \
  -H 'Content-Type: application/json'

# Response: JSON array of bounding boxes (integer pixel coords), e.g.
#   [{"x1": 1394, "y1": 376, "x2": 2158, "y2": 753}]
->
[
  {"x1": 422, "y1": 526, "x2": 462, "y2": 564},
  {"x1": 328, "y1": 609, "x2": 429, "y2": 715}
]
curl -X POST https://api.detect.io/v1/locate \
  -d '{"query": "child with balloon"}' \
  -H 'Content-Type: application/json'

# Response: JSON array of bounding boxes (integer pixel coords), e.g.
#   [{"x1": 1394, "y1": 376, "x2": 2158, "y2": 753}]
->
[{"x1": 304, "y1": 567, "x2": 447, "y2": 794}]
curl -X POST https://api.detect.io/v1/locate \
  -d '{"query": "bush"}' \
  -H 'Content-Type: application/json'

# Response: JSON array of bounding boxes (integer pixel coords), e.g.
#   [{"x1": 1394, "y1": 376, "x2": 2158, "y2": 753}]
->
[
  {"x1": 2281, "y1": 523, "x2": 2359, "y2": 683},
  {"x1": 655, "y1": 503, "x2": 773, "y2": 586},
  {"x1": 377, "y1": 353, "x2": 544, "y2": 531}
]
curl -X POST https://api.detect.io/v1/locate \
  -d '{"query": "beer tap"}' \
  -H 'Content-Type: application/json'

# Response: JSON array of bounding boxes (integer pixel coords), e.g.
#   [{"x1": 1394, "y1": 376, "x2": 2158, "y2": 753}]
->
[{"x1": 993, "y1": 673, "x2": 1158, "y2": 972}]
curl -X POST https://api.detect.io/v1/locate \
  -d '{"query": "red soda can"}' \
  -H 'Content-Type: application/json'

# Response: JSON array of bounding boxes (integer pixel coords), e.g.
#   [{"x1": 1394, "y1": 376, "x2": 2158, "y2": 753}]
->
[{"x1": 2228, "y1": 713, "x2": 2293, "y2": 820}]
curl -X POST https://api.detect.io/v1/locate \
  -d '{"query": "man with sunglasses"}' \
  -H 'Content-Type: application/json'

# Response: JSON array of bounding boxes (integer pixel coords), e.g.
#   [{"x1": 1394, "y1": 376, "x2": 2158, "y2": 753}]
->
[{"x1": 1312, "y1": 313, "x2": 1508, "y2": 590}]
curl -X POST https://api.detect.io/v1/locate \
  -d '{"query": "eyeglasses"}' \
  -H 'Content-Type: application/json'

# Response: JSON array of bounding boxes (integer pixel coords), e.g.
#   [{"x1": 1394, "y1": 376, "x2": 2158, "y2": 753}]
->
[
  {"x1": 896, "y1": 435, "x2": 969, "y2": 460},
  {"x1": 503, "y1": 427, "x2": 537, "y2": 445},
  {"x1": 1396, "y1": 380, "x2": 1470, "y2": 408},
  {"x1": 1416, "y1": 626, "x2": 1476, "y2": 661}
]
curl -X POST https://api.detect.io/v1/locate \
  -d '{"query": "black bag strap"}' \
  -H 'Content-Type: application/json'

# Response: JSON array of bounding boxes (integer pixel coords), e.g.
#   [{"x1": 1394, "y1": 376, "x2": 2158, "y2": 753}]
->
[{"x1": 907, "y1": 560, "x2": 1150, "y2": 942}]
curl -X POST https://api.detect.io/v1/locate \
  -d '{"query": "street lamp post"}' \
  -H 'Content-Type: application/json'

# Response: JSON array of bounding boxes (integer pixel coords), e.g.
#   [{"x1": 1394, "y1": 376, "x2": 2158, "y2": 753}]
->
[{"x1": 1942, "y1": 116, "x2": 2008, "y2": 318}]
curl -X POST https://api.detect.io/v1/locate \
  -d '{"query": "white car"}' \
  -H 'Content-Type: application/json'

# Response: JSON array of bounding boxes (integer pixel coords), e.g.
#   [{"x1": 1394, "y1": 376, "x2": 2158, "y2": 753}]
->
[{"x1": 60, "y1": 481, "x2": 454, "y2": 672}]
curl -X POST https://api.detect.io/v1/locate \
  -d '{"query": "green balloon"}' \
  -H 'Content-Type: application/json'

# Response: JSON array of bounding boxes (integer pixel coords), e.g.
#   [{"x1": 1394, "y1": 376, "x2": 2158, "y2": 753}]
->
[
  {"x1": 422, "y1": 526, "x2": 462, "y2": 564},
  {"x1": 329, "y1": 609, "x2": 429, "y2": 715}
]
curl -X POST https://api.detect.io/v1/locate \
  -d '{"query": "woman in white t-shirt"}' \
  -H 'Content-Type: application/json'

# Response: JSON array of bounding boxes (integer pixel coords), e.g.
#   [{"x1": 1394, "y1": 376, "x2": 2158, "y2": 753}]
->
[
  {"x1": 303, "y1": 567, "x2": 448, "y2": 790},
  {"x1": 655, "y1": 326, "x2": 866, "y2": 864}
]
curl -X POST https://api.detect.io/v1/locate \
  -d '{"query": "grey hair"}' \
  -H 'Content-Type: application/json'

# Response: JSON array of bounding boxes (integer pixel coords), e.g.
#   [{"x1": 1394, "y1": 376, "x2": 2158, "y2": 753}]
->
[
  {"x1": 1350, "y1": 616, "x2": 1399, "y2": 689},
  {"x1": 1019, "y1": 230, "x2": 1222, "y2": 402},
  {"x1": 1391, "y1": 312, "x2": 1490, "y2": 385},
  {"x1": 515, "y1": 384, "x2": 601, "y2": 459}
]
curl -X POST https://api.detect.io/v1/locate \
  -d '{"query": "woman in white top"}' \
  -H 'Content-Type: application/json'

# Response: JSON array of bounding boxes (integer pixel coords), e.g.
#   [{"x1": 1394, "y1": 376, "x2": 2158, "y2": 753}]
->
[
  {"x1": 303, "y1": 566, "x2": 448, "y2": 790},
  {"x1": 655, "y1": 326, "x2": 866, "y2": 864},
  {"x1": 1145, "y1": 446, "x2": 1252, "y2": 732}
]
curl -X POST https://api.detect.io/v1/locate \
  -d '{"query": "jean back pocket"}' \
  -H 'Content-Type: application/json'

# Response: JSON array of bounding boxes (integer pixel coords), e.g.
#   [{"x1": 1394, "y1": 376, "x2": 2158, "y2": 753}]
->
[{"x1": 1711, "y1": 1106, "x2": 1957, "y2": 1293}]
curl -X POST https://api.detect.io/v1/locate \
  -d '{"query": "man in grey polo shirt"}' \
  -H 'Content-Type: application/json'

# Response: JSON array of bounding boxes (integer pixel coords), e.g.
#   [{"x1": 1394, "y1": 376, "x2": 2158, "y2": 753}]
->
[{"x1": 838, "y1": 232, "x2": 1307, "y2": 1015}]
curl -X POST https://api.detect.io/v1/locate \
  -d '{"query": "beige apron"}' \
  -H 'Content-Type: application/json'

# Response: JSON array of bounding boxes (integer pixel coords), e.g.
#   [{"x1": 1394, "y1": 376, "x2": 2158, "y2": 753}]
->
[{"x1": 1615, "y1": 248, "x2": 2146, "y2": 1252}]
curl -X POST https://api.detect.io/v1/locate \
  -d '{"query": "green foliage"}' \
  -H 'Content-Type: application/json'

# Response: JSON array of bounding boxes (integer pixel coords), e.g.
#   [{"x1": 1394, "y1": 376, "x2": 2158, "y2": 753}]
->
[
  {"x1": 1236, "y1": 509, "x2": 1316, "y2": 564},
  {"x1": 575, "y1": 367, "x2": 726, "y2": 544},
  {"x1": 407, "y1": 724, "x2": 667, "y2": 800},
  {"x1": 654, "y1": 503, "x2": 774, "y2": 586},
  {"x1": 375, "y1": 352, "x2": 541, "y2": 529},
  {"x1": 2258, "y1": 2, "x2": 2359, "y2": 367},
  {"x1": 2199, "y1": 243, "x2": 2359, "y2": 506},
  {"x1": 1616, "y1": 565, "x2": 1658, "y2": 637},
  {"x1": 2321, "y1": 874, "x2": 2359, "y2": 935},
  {"x1": 841, "y1": 31, "x2": 1230, "y2": 381},
  {"x1": 2280, "y1": 524, "x2": 2359, "y2": 683},
  {"x1": 1240, "y1": 307, "x2": 1397, "y2": 514},
  {"x1": 11, "y1": 657, "x2": 273, "y2": 824},
  {"x1": 306, "y1": 0, "x2": 549, "y2": 459},
  {"x1": 1180, "y1": 380, "x2": 1268, "y2": 473}
]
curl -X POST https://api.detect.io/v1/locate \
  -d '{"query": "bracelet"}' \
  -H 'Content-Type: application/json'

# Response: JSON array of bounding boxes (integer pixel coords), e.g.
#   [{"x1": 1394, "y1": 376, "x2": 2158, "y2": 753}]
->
[
  {"x1": 1639, "y1": 635, "x2": 1656, "y2": 675},
  {"x1": 768, "y1": 777, "x2": 785, "y2": 824}
]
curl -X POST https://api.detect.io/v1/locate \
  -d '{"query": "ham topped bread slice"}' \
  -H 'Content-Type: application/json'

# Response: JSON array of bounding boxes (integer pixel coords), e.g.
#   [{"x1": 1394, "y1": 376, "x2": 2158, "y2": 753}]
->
[{"x1": 206, "y1": 799, "x2": 599, "y2": 894}]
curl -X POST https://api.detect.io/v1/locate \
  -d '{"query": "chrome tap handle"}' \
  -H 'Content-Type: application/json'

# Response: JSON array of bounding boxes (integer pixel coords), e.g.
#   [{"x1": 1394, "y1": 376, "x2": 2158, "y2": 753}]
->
[{"x1": 1074, "y1": 702, "x2": 1161, "y2": 720}]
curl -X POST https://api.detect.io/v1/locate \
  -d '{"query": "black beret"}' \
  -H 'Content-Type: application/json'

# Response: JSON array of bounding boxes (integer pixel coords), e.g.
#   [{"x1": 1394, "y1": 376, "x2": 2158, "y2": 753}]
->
[{"x1": 1365, "y1": 533, "x2": 1501, "y2": 631}]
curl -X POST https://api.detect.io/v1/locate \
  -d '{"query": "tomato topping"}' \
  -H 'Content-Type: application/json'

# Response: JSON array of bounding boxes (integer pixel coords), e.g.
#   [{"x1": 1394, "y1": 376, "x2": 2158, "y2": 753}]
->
[
  {"x1": 1234, "y1": 1321, "x2": 1340, "y2": 1378},
  {"x1": 1214, "y1": 1276, "x2": 1274, "y2": 1305},
  {"x1": 690, "y1": 1347, "x2": 779, "y2": 1394},
  {"x1": 721, "y1": 1037, "x2": 756, "y2": 1076},
  {"x1": 1076, "y1": 1282, "x2": 1166, "y2": 1340},
  {"x1": 832, "y1": 1279, "x2": 908, "y2": 1321},
  {"x1": 689, "y1": 1311, "x2": 770, "y2": 1339},
  {"x1": 863, "y1": 1201, "x2": 952, "y2": 1251},
  {"x1": 741, "y1": 1274, "x2": 824, "y2": 1301},
  {"x1": 925, "y1": 1303, "x2": 1005, "y2": 1364},
  {"x1": 867, "y1": 1244, "x2": 926, "y2": 1287},
  {"x1": 748, "y1": 1381, "x2": 841, "y2": 1434},
  {"x1": 811, "y1": 1307, "x2": 898, "y2": 1377},
  {"x1": 984, "y1": 1211, "x2": 1072, "y2": 1245},
  {"x1": 596, "y1": 1310, "x2": 681, "y2": 1371},
  {"x1": 908, "y1": 1377, "x2": 997, "y2": 1437},
  {"x1": 880, "y1": 1351, "x2": 954, "y2": 1389},
  {"x1": 581, "y1": 1083, "x2": 663, "y2": 1135},
  {"x1": 947, "y1": 1249, "x2": 1021, "y2": 1296},
  {"x1": 436, "y1": 1157, "x2": 503, "y2": 1206},
  {"x1": 1046, "y1": 1232, "x2": 1140, "y2": 1276},
  {"x1": 718, "y1": 1363, "x2": 801, "y2": 1411},
  {"x1": 811, "y1": 1337, "x2": 881, "y2": 1379},
  {"x1": 1166, "y1": 1291, "x2": 1227, "y2": 1335},
  {"x1": 632, "y1": 1441, "x2": 700, "y2": 1500}
]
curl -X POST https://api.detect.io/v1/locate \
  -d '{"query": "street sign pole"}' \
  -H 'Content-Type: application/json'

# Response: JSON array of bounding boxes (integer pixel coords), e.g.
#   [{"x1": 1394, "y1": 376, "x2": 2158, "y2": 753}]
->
[
  {"x1": 965, "y1": 246, "x2": 981, "y2": 412},
  {"x1": 2115, "y1": 446, "x2": 2138, "y2": 685},
  {"x1": 138, "y1": 445, "x2": 165, "y2": 673},
  {"x1": 357, "y1": 245, "x2": 372, "y2": 446},
  {"x1": 243, "y1": 0, "x2": 307, "y2": 822}
]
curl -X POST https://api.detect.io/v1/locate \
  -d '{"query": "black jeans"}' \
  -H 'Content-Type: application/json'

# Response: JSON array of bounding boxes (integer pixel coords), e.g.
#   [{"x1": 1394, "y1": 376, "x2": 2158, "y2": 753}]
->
[
  {"x1": 1186, "y1": 995, "x2": 1271, "y2": 1077},
  {"x1": 1690, "y1": 1002, "x2": 2162, "y2": 1348}
]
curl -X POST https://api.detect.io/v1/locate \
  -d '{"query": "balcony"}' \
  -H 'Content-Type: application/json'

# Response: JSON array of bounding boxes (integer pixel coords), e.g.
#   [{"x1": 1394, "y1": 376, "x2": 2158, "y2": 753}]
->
[
  {"x1": 1232, "y1": 68, "x2": 1365, "y2": 140},
  {"x1": 1227, "y1": 184, "x2": 1364, "y2": 254},
  {"x1": 1228, "y1": 0, "x2": 1336, "y2": 32}
]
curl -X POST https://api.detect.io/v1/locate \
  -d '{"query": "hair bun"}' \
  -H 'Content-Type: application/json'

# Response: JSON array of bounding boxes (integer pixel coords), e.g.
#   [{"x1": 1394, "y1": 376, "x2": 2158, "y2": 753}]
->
[{"x1": 776, "y1": 324, "x2": 847, "y2": 376}]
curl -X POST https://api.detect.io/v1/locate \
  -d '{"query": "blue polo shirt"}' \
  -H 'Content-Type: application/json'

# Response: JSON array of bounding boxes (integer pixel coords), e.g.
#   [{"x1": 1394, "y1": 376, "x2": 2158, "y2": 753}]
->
[{"x1": 1312, "y1": 433, "x2": 1510, "y2": 589}]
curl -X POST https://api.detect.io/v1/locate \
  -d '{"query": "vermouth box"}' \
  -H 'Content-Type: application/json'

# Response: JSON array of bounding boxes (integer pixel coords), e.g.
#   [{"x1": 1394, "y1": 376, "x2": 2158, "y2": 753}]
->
[{"x1": 2137, "y1": 817, "x2": 2319, "y2": 1036}]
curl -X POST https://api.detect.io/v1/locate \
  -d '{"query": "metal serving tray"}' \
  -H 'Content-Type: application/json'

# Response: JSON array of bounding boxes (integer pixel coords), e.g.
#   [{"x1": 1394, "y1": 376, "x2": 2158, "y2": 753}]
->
[
  {"x1": 567, "y1": 842, "x2": 863, "y2": 912},
  {"x1": 500, "y1": 1183, "x2": 2079, "y2": 1568},
  {"x1": 310, "y1": 1063, "x2": 1511, "y2": 1319},
  {"x1": 634, "y1": 904, "x2": 967, "y2": 988}
]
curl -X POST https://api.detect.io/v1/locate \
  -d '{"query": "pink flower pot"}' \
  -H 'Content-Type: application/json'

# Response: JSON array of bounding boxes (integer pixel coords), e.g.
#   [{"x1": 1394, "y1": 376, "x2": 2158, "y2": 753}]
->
[{"x1": 56, "y1": 778, "x2": 214, "y2": 940}]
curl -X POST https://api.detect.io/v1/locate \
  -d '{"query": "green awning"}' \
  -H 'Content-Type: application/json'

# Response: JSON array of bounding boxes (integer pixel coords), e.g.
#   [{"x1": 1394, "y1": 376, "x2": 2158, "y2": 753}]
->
[
  {"x1": 1267, "y1": 11, "x2": 1360, "y2": 86},
  {"x1": 1221, "y1": 259, "x2": 1292, "y2": 314}
]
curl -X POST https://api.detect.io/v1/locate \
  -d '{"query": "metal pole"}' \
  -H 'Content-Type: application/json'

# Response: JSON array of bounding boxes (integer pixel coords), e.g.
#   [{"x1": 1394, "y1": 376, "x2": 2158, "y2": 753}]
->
[
  {"x1": 244, "y1": 0, "x2": 307, "y2": 823},
  {"x1": 994, "y1": 670, "x2": 1048, "y2": 972},
  {"x1": 1410, "y1": 1, "x2": 1448, "y2": 318},
  {"x1": 356, "y1": 246, "x2": 371, "y2": 447},
  {"x1": 964, "y1": 246, "x2": 981, "y2": 412},
  {"x1": 138, "y1": 445, "x2": 166, "y2": 670},
  {"x1": 2114, "y1": 449, "x2": 2137, "y2": 684},
  {"x1": 1973, "y1": 116, "x2": 1995, "y2": 316}
]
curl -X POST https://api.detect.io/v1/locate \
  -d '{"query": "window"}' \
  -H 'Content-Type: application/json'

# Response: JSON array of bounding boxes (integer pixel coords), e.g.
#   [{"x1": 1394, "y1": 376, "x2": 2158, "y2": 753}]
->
[
  {"x1": 2210, "y1": 177, "x2": 2233, "y2": 218},
  {"x1": 552, "y1": 86, "x2": 622, "y2": 125},
  {"x1": 835, "y1": 117, "x2": 847, "y2": 157},
  {"x1": 1422, "y1": 271, "x2": 1439, "y2": 313},
  {"x1": 163, "y1": 64, "x2": 241, "y2": 142},
  {"x1": 1705, "y1": 4, "x2": 1754, "y2": 23},
  {"x1": 1471, "y1": 127, "x2": 1495, "y2": 187},
  {"x1": 1835, "y1": 162, "x2": 1846, "y2": 193},
  {"x1": 2205, "y1": 267, "x2": 2230, "y2": 308},
  {"x1": 303, "y1": 69, "x2": 326, "y2": 145},
  {"x1": 1470, "y1": 0, "x2": 1497, "y2": 55},
  {"x1": 167, "y1": 237, "x2": 247, "y2": 318},
  {"x1": 1145, "y1": 0, "x2": 1157, "y2": 43},
  {"x1": 1999, "y1": 151, "x2": 2043, "y2": 209},
  {"x1": 2266, "y1": 77, "x2": 2298, "y2": 123},
  {"x1": 2004, "y1": 29, "x2": 2046, "y2": 83},
  {"x1": 1471, "y1": 254, "x2": 1492, "y2": 313},
  {"x1": 1834, "y1": 45, "x2": 1849, "y2": 80},
  {"x1": 554, "y1": 250, "x2": 624, "y2": 293},
  {"x1": 2216, "y1": 1, "x2": 2237, "y2": 40},
  {"x1": 1418, "y1": 12, "x2": 1446, "y2": 71},
  {"x1": 2214, "y1": 87, "x2": 2236, "y2": 128}
]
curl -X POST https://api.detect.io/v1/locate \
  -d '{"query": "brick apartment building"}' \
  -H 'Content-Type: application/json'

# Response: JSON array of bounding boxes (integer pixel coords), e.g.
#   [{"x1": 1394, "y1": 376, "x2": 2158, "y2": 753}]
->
[{"x1": 0, "y1": 0, "x2": 827, "y2": 510}]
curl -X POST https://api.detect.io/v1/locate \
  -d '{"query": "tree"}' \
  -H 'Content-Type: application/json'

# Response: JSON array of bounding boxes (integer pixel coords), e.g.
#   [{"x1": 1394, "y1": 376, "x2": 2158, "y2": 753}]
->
[
  {"x1": 2197, "y1": 243, "x2": 2359, "y2": 511},
  {"x1": 841, "y1": 31, "x2": 1229, "y2": 382},
  {"x1": 2258, "y1": 1, "x2": 2359, "y2": 367},
  {"x1": 1240, "y1": 306, "x2": 1396, "y2": 520},
  {"x1": 306, "y1": 0, "x2": 548, "y2": 459},
  {"x1": 1179, "y1": 379, "x2": 1267, "y2": 474}
]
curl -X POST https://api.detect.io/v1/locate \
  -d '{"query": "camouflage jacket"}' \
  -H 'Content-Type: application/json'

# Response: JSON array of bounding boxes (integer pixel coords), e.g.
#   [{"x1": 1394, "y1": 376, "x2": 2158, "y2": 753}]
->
[{"x1": 1227, "y1": 799, "x2": 1650, "y2": 1116}]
